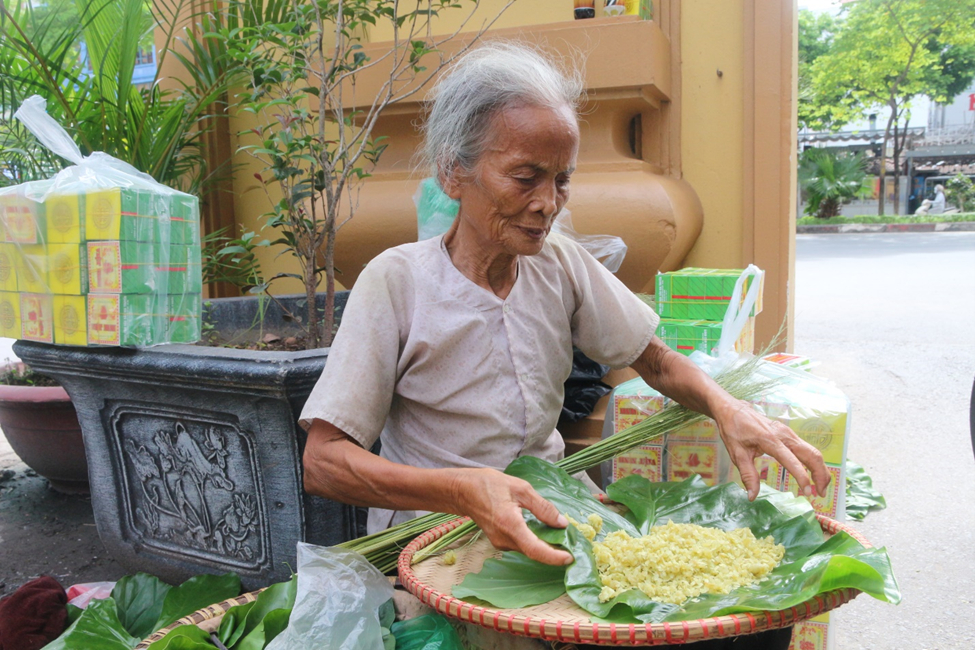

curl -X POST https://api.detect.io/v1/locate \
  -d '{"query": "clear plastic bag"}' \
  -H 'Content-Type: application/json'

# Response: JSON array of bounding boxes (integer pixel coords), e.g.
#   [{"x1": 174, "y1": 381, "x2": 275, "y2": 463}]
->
[
  {"x1": 390, "y1": 614, "x2": 464, "y2": 650},
  {"x1": 550, "y1": 208, "x2": 627, "y2": 273},
  {"x1": 265, "y1": 542, "x2": 395, "y2": 650},
  {"x1": 0, "y1": 95, "x2": 202, "y2": 346},
  {"x1": 412, "y1": 178, "x2": 627, "y2": 272},
  {"x1": 414, "y1": 178, "x2": 459, "y2": 242}
]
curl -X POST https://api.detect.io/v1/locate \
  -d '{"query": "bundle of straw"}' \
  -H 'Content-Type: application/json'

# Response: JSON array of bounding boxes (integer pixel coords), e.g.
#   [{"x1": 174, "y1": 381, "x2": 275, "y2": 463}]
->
[{"x1": 340, "y1": 353, "x2": 779, "y2": 573}]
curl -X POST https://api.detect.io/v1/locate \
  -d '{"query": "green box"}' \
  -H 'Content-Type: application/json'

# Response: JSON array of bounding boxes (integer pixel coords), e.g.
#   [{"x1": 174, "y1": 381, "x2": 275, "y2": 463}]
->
[
  {"x1": 87, "y1": 293, "x2": 159, "y2": 346},
  {"x1": 88, "y1": 241, "x2": 198, "y2": 295},
  {"x1": 166, "y1": 292, "x2": 201, "y2": 343},
  {"x1": 170, "y1": 194, "x2": 201, "y2": 246},
  {"x1": 655, "y1": 268, "x2": 764, "y2": 321},
  {"x1": 657, "y1": 319, "x2": 725, "y2": 356}
]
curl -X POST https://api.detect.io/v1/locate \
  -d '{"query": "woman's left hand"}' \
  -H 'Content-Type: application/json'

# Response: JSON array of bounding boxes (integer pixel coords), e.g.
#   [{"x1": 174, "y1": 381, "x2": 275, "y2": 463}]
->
[{"x1": 714, "y1": 398, "x2": 831, "y2": 501}]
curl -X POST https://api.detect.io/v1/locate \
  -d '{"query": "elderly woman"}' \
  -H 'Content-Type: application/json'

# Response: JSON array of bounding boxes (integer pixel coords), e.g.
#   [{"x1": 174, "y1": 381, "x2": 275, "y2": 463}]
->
[{"x1": 300, "y1": 43, "x2": 828, "y2": 572}]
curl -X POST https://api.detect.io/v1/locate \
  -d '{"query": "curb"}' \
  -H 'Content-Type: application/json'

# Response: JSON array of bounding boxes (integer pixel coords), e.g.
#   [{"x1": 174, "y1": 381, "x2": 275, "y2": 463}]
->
[{"x1": 797, "y1": 222, "x2": 975, "y2": 234}]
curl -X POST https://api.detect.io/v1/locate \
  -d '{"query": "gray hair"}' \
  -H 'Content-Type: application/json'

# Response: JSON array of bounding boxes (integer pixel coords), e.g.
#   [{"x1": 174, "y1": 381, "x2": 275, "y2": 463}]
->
[{"x1": 421, "y1": 41, "x2": 584, "y2": 180}]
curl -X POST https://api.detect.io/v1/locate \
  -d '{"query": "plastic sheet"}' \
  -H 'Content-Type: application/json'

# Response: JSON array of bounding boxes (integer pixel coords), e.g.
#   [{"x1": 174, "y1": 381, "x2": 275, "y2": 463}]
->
[
  {"x1": 603, "y1": 356, "x2": 851, "y2": 520},
  {"x1": 65, "y1": 581, "x2": 116, "y2": 609},
  {"x1": 265, "y1": 542, "x2": 394, "y2": 650},
  {"x1": 391, "y1": 614, "x2": 464, "y2": 650},
  {"x1": 0, "y1": 96, "x2": 202, "y2": 346}
]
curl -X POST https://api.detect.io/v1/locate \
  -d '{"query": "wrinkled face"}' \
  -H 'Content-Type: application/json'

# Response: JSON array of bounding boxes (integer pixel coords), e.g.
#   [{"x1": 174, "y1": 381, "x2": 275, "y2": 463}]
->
[{"x1": 443, "y1": 104, "x2": 580, "y2": 257}]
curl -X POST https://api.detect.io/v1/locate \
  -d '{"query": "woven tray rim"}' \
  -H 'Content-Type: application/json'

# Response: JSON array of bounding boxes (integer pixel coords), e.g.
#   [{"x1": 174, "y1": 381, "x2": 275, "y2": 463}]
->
[
  {"x1": 134, "y1": 588, "x2": 265, "y2": 649},
  {"x1": 397, "y1": 513, "x2": 869, "y2": 646}
]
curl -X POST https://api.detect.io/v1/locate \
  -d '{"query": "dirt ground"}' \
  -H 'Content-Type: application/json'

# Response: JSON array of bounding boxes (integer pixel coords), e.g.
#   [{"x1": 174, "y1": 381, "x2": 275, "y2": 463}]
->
[{"x1": 0, "y1": 437, "x2": 126, "y2": 597}]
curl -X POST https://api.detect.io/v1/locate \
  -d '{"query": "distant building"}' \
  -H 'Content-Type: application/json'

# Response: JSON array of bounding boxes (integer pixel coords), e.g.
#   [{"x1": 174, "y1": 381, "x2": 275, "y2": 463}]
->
[
  {"x1": 907, "y1": 83, "x2": 975, "y2": 207},
  {"x1": 79, "y1": 41, "x2": 157, "y2": 86},
  {"x1": 798, "y1": 80, "x2": 975, "y2": 215}
]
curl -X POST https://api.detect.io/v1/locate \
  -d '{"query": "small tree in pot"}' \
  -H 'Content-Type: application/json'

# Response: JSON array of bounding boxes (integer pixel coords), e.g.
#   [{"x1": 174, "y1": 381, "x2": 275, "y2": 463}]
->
[{"x1": 219, "y1": 0, "x2": 514, "y2": 348}]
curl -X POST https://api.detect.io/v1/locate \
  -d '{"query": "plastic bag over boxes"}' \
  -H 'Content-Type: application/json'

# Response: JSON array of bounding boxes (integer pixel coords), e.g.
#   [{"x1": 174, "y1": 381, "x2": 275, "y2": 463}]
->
[
  {"x1": 604, "y1": 360, "x2": 851, "y2": 520},
  {"x1": 0, "y1": 96, "x2": 201, "y2": 346}
]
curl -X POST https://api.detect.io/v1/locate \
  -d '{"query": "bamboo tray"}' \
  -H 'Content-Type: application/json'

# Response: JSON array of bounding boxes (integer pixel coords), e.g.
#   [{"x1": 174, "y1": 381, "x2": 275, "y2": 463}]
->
[
  {"x1": 397, "y1": 514, "x2": 867, "y2": 646},
  {"x1": 134, "y1": 590, "x2": 265, "y2": 649}
]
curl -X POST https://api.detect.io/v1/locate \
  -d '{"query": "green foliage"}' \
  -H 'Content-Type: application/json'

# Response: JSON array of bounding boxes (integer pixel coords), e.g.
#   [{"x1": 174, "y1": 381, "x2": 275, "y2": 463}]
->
[
  {"x1": 798, "y1": 9, "x2": 851, "y2": 131},
  {"x1": 945, "y1": 173, "x2": 975, "y2": 212},
  {"x1": 216, "y1": 0, "x2": 504, "y2": 349},
  {"x1": 203, "y1": 227, "x2": 269, "y2": 293},
  {"x1": 798, "y1": 148, "x2": 871, "y2": 219},
  {"x1": 454, "y1": 457, "x2": 901, "y2": 624},
  {"x1": 797, "y1": 213, "x2": 975, "y2": 225},
  {"x1": 811, "y1": 0, "x2": 975, "y2": 114},
  {"x1": 0, "y1": 0, "x2": 241, "y2": 193},
  {"x1": 45, "y1": 572, "x2": 240, "y2": 648},
  {"x1": 0, "y1": 361, "x2": 58, "y2": 386}
]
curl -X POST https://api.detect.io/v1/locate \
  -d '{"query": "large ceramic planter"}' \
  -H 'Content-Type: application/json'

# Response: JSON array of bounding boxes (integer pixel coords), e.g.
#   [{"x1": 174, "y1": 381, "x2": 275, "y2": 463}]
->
[
  {"x1": 13, "y1": 293, "x2": 362, "y2": 590},
  {"x1": 0, "y1": 365, "x2": 89, "y2": 494}
]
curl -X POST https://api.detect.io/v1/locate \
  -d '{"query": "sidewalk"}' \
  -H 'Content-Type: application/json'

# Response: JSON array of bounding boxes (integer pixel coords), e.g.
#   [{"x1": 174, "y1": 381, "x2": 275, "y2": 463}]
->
[
  {"x1": 0, "y1": 395, "x2": 125, "y2": 596},
  {"x1": 797, "y1": 221, "x2": 975, "y2": 234}
]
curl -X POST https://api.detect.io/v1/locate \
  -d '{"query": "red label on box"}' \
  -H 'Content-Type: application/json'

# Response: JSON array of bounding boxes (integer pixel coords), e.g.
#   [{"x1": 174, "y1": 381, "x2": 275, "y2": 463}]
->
[
  {"x1": 20, "y1": 293, "x2": 53, "y2": 343},
  {"x1": 3, "y1": 203, "x2": 38, "y2": 244},
  {"x1": 87, "y1": 294, "x2": 120, "y2": 346},
  {"x1": 667, "y1": 442, "x2": 719, "y2": 484},
  {"x1": 88, "y1": 241, "x2": 122, "y2": 293},
  {"x1": 613, "y1": 445, "x2": 663, "y2": 483}
]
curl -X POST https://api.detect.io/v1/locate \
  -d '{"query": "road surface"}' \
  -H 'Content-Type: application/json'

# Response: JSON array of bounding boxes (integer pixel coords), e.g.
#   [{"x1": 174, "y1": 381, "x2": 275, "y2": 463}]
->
[{"x1": 795, "y1": 233, "x2": 975, "y2": 650}]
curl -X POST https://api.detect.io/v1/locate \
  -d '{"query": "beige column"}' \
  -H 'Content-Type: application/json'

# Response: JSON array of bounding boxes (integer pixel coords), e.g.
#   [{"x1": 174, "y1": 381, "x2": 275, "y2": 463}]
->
[{"x1": 742, "y1": 0, "x2": 798, "y2": 351}]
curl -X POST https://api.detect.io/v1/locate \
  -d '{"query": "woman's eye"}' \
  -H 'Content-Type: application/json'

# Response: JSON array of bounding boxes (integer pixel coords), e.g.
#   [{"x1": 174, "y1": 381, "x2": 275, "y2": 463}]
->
[{"x1": 514, "y1": 177, "x2": 535, "y2": 185}]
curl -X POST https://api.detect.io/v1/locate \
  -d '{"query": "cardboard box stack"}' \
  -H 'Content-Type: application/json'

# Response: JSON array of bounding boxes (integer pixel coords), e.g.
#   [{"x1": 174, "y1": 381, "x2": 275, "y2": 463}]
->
[
  {"x1": 654, "y1": 267, "x2": 763, "y2": 357},
  {"x1": 0, "y1": 188, "x2": 201, "y2": 346}
]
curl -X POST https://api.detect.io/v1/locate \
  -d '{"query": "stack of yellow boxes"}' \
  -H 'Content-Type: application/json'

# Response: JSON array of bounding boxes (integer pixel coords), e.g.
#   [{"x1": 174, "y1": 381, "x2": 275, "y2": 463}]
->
[{"x1": 0, "y1": 187, "x2": 201, "y2": 346}]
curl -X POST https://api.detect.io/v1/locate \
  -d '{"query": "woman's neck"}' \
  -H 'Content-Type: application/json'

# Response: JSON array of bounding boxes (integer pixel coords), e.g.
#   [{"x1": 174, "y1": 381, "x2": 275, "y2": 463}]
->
[{"x1": 443, "y1": 222, "x2": 518, "y2": 299}]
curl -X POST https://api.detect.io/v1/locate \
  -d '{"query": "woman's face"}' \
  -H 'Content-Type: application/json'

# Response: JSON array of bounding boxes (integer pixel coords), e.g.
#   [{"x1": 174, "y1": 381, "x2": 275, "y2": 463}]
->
[{"x1": 444, "y1": 104, "x2": 580, "y2": 257}]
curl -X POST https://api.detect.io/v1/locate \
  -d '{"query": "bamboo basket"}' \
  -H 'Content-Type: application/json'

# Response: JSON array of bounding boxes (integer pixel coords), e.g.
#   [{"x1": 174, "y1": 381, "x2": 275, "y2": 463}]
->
[
  {"x1": 135, "y1": 590, "x2": 265, "y2": 649},
  {"x1": 397, "y1": 514, "x2": 868, "y2": 647},
  {"x1": 137, "y1": 514, "x2": 869, "y2": 648}
]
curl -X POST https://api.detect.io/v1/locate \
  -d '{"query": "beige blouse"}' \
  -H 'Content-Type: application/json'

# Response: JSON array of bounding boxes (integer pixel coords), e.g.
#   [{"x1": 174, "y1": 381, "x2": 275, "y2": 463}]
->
[{"x1": 299, "y1": 232, "x2": 658, "y2": 533}]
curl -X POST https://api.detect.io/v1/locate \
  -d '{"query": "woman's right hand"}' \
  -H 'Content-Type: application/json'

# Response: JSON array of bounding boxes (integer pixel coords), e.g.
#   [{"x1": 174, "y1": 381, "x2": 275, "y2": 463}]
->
[{"x1": 448, "y1": 468, "x2": 574, "y2": 567}]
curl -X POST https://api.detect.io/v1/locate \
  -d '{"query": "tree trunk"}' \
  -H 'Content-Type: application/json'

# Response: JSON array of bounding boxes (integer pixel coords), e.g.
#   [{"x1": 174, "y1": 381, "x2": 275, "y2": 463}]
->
[
  {"x1": 878, "y1": 109, "x2": 896, "y2": 216},
  {"x1": 892, "y1": 120, "x2": 900, "y2": 216}
]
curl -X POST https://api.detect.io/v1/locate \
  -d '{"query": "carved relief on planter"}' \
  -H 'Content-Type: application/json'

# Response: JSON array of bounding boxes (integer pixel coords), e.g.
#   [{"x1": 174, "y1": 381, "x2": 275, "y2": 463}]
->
[{"x1": 109, "y1": 403, "x2": 269, "y2": 573}]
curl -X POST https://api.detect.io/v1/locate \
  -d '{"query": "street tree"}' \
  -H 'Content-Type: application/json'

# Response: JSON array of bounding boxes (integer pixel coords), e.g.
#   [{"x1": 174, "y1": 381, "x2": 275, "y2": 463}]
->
[
  {"x1": 811, "y1": 0, "x2": 975, "y2": 215},
  {"x1": 798, "y1": 9, "x2": 854, "y2": 131}
]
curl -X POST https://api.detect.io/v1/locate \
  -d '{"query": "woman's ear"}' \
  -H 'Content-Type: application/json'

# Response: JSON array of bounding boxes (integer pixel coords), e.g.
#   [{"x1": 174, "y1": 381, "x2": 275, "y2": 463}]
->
[{"x1": 440, "y1": 165, "x2": 464, "y2": 201}]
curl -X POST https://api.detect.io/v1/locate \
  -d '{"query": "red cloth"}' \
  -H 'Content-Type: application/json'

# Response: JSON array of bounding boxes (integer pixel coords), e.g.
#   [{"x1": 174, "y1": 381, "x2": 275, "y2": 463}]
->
[{"x1": 0, "y1": 576, "x2": 68, "y2": 650}]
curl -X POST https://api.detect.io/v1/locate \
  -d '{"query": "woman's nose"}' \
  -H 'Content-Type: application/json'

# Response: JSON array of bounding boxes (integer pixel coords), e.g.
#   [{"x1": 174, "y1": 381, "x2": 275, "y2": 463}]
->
[{"x1": 529, "y1": 180, "x2": 559, "y2": 218}]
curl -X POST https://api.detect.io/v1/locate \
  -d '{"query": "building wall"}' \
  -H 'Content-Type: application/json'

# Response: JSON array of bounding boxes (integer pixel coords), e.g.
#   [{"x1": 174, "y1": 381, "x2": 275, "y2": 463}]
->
[{"x1": 217, "y1": 0, "x2": 798, "y2": 348}]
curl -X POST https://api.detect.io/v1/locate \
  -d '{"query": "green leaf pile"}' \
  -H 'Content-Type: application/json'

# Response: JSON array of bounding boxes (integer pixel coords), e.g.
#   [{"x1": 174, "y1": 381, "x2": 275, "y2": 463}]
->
[
  {"x1": 454, "y1": 457, "x2": 900, "y2": 623},
  {"x1": 146, "y1": 575, "x2": 298, "y2": 650},
  {"x1": 46, "y1": 573, "x2": 240, "y2": 649}
]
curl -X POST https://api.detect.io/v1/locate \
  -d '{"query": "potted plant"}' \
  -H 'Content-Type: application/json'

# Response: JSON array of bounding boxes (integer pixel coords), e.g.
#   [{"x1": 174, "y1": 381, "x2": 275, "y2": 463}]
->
[
  {"x1": 12, "y1": 0, "x2": 513, "y2": 589},
  {"x1": 0, "y1": 361, "x2": 87, "y2": 494}
]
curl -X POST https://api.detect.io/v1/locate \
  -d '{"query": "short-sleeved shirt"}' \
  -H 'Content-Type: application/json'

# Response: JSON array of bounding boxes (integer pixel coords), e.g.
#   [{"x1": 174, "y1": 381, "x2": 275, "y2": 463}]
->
[{"x1": 299, "y1": 232, "x2": 658, "y2": 533}]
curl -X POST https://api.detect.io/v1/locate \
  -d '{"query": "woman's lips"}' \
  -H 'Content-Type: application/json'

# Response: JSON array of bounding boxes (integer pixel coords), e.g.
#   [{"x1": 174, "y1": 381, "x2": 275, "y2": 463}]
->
[{"x1": 519, "y1": 226, "x2": 548, "y2": 240}]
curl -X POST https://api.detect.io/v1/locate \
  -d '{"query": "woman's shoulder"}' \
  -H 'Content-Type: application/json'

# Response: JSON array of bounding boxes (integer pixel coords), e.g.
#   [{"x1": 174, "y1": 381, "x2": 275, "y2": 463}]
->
[{"x1": 362, "y1": 237, "x2": 444, "y2": 280}]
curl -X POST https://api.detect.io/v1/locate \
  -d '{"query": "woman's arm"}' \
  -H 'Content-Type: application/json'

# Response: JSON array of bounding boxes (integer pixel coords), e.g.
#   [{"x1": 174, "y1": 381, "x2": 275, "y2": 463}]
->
[
  {"x1": 303, "y1": 419, "x2": 573, "y2": 566},
  {"x1": 630, "y1": 336, "x2": 830, "y2": 501}
]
